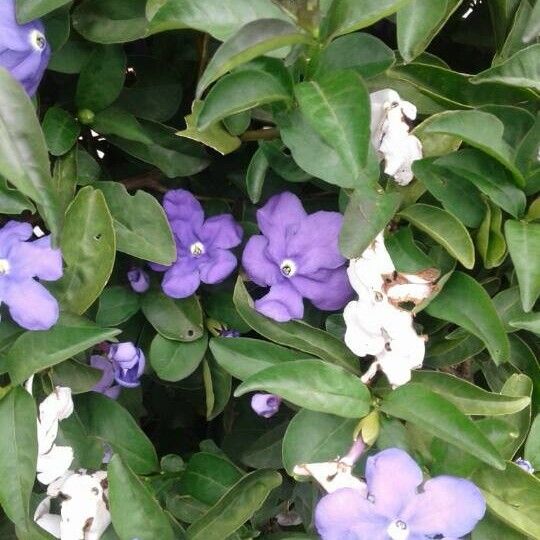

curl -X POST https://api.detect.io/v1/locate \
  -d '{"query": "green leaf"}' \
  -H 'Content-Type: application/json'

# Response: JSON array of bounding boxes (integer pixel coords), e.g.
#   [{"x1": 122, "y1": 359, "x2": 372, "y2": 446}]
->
[
  {"x1": 525, "y1": 414, "x2": 540, "y2": 469},
  {"x1": 259, "y1": 140, "x2": 312, "y2": 183},
  {"x1": 42, "y1": 106, "x2": 80, "y2": 157},
  {"x1": 0, "y1": 388, "x2": 37, "y2": 531},
  {"x1": 0, "y1": 177, "x2": 35, "y2": 215},
  {"x1": 472, "y1": 44, "x2": 540, "y2": 91},
  {"x1": 246, "y1": 147, "x2": 269, "y2": 204},
  {"x1": 234, "y1": 359, "x2": 371, "y2": 419},
  {"x1": 425, "y1": 272, "x2": 510, "y2": 364},
  {"x1": 509, "y1": 312, "x2": 540, "y2": 335},
  {"x1": 186, "y1": 470, "x2": 282, "y2": 540},
  {"x1": 398, "y1": 204, "x2": 475, "y2": 269},
  {"x1": 424, "y1": 332, "x2": 484, "y2": 369},
  {"x1": 282, "y1": 409, "x2": 357, "y2": 475},
  {"x1": 397, "y1": 0, "x2": 463, "y2": 62},
  {"x1": 472, "y1": 463, "x2": 540, "y2": 538},
  {"x1": 198, "y1": 59, "x2": 293, "y2": 129},
  {"x1": 505, "y1": 220, "x2": 540, "y2": 312},
  {"x1": 16, "y1": 0, "x2": 71, "y2": 22},
  {"x1": 210, "y1": 337, "x2": 311, "y2": 381},
  {"x1": 233, "y1": 278, "x2": 359, "y2": 374},
  {"x1": 523, "y1": 0, "x2": 540, "y2": 42},
  {"x1": 203, "y1": 355, "x2": 231, "y2": 420},
  {"x1": 7, "y1": 313, "x2": 119, "y2": 385},
  {"x1": 294, "y1": 70, "x2": 371, "y2": 178},
  {"x1": 196, "y1": 19, "x2": 311, "y2": 97},
  {"x1": 52, "y1": 359, "x2": 102, "y2": 395},
  {"x1": 76, "y1": 45, "x2": 126, "y2": 112},
  {"x1": 92, "y1": 107, "x2": 153, "y2": 144},
  {"x1": 147, "y1": 0, "x2": 290, "y2": 41},
  {"x1": 52, "y1": 149, "x2": 78, "y2": 215},
  {"x1": 52, "y1": 187, "x2": 116, "y2": 315},
  {"x1": 412, "y1": 371, "x2": 530, "y2": 416},
  {"x1": 97, "y1": 181, "x2": 176, "y2": 265},
  {"x1": 0, "y1": 68, "x2": 62, "y2": 236},
  {"x1": 72, "y1": 0, "x2": 149, "y2": 44},
  {"x1": 108, "y1": 455, "x2": 174, "y2": 540},
  {"x1": 95, "y1": 286, "x2": 140, "y2": 327},
  {"x1": 339, "y1": 188, "x2": 402, "y2": 258},
  {"x1": 150, "y1": 334, "x2": 208, "y2": 382},
  {"x1": 142, "y1": 291, "x2": 204, "y2": 342},
  {"x1": 314, "y1": 33, "x2": 395, "y2": 79},
  {"x1": 322, "y1": 0, "x2": 410, "y2": 39},
  {"x1": 380, "y1": 383, "x2": 505, "y2": 469},
  {"x1": 76, "y1": 392, "x2": 159, "y2": 474},
  {"x1": 476, "y1": 199, "x2": 507, "y2": 270}
]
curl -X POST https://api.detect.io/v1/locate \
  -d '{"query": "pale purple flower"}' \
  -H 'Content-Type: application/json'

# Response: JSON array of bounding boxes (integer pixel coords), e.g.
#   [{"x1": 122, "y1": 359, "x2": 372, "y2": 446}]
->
[
  {"x1": 0, "y1": 0, "x2": 50, "y2": 96},
  {"x1": 219, "y1": 328, "x2": 240, "y2": 338},
  {"x1": 90, "y1": 355, "x2": 121, "y2": 400},
  {"x1": 315, "y1": 448, "x2": 486, "y2": 540},
  {"x1": 108, "y1": 342, "x2": 145, "y2": 388},
  {"x1": 242, "y1": 192, "x2": 353, "y2": 322},
  {"x1": 0, "y1": 221, "x2": 62, "y2": 330},
  {"x1": 251, "y1": 393, "x2": 281, "y2": 418},
  {"x1": 152, "y1": 190, "x2": 243, "y2": 298},
  {"x1": 515, "y1": 457, "x2": 534, "y2": 474},
  {"x1": 127, "y1": 267, "x2": 150, "y2": 293}
]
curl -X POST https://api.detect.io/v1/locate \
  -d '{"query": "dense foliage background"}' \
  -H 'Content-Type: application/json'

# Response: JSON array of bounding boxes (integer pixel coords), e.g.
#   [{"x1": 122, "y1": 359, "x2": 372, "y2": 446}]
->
[{"x1": 0, "y1": 0, "x2": 539, "y2": 538}]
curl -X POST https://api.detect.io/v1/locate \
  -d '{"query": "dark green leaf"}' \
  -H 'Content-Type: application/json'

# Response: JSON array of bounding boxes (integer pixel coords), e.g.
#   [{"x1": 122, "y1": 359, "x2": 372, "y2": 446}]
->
[
  {"x1": 246, "y1": 147, "x2": 269, "y2": 204},
  {"x1": 424, "y1": 332, "x2": 484, "y2": 369},
  {"x1": 203, "y1": 355, "x2": 231, "y2": 420},
  {"x1": 42, "y1": 106, "x2": 80, "y2": 157},
  {"x1": 52, "y1": 359, "x2": 102, "y2": 395},
  {"x1": 16, "y1": 0, "x2": 71, "y2": 22},
  {"x1": 92, "y1": 107, "x2": 152, "y2": 144},
  {"x1": 96, "y1": 286, "x2": 140, "y2": 327},
  {"x1": 476, "y1": 199, "x2": 507, "y2": 270}
]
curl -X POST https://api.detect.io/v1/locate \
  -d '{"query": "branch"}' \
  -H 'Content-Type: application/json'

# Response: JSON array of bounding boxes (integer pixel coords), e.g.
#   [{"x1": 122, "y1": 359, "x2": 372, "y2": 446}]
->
[
  {"x1": 240, "y1": 127, "x2": 280, "y2": 141},
  {"x1": 120, "y1": 170, "x2": 167, "y2": 193}
]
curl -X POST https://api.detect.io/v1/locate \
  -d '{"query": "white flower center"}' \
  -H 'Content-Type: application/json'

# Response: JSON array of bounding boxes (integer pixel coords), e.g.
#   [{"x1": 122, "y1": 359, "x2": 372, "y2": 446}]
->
[
  {"x1": 29, "y1": 29, "x2": 47, "y2": 52},
  {"x1": 0, "y1": 259, "x2": 11, "y2": 276},
  {"x1": 280, "y1": 259, "x2": 297, "y2": 278},
  {"x1": 387, "y1": 519, "x2": 409, "y2": 540},
  {"x1": 190, "y1": 241, "x2": 205, "y2": 257}
]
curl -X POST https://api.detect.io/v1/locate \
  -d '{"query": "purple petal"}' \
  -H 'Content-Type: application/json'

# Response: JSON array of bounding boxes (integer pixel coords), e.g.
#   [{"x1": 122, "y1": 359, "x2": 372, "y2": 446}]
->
[
  {"x1": 287, "y1": 211, "x2": 346, "y2": 273},
  {"x1": 198, "y1": 249, "x2": 237, "y2": 284},
  {"x1": 10, "y1": 235, "x2": 62, "y2": 281},
  {"x1": 250, "y1": 393, "x2": 281, "y2": 418},
  {"x1": 127, "y1": 268, "x2": 150, "y2": 293},
  {"x1": 90, "y1": 355, "x2": 116, "y2": 394},
  {"x1": 402, "y1": 476, "x2": 486, "y2": 538},
  {"x1": 200, "y1": 214, "x2": 243, "y2": 249},
  {"x1": 365, "y1": 449, "x2": 423, "y2": 519},
  {"x1": 103, "y1": 386, "x2": 121, "y2": 400},
  {"x1": 242, "y1": 235, "x2": 282, "y2": 287},
  {"x1": 163, "y1": 189, "x2": 204, "y2": 228},
  {"x1": 161, "y1": 258, "x2": 200, "y2": 298},
  {"x1": 254, "y1": 281, "x2": 304, "y2": 322},
  {"x1": 0, "y1": 221, "x2": 32, "y2": 257},
  {"x1": 315, "y1": 488, "x2": 388, "y2": 540},
  {"x1": 4, "y1": 278, "x2": 59, "y2": 330},
  {"x1": 292, "y1": 267, "x2": 353, "y2": 311},
  {"x1": 109, "y1": 343, "x2": 140, "y2": 369}
]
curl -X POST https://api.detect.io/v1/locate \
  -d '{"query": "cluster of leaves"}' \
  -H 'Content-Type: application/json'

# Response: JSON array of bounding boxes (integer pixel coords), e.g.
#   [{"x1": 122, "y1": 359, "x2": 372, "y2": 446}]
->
[{"x1": 0, "y1": 0, "x2": 539, "y2": 539}]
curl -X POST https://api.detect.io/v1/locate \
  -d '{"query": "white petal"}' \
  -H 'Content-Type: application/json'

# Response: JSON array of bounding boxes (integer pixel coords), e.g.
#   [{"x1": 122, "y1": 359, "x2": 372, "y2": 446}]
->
[
  {"x1": 37, "y1": 445, "x2": 74, "y2": 485},
  {"x1": 369, "y1": 88, "x2": 401, "y2": 135},
  {"x1": 387, "y1": 283, "x2": 432, "y2": 304},
  {"x1": 294, "y1": 462, "x2": 367, "y2": 494},
  {"x1": 343, "y1": 301, "x2": 385, "y2": 357},
  {"x1": 47, "y1": 472, "x2": 75, "y2": 497},
  {"x1": 39, "y1": 387, "x2": 73, "y2": 425}
]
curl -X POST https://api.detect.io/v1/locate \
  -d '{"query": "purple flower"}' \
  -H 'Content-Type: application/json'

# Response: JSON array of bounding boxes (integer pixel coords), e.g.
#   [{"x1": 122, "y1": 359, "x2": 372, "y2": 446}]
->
[
  {"x1": 315, "y1": 448, "x2": 486, "y2": 540},
  {"x1": 219, "y1": 328, "x2": 240, "y2": 338},
  {"x1": 127, "y1": 267, "x2": 150, "y2": 293},
  {"x1": 0, "y1": 0, "x2": 50, "y2": 96},
  {"x1": 0, "y1": 221, "x2": 62, "y2": 330},
  {"x1": 153, "y1": 190, "x2": 243, "y2": 298},
  {"x1": 90, "y1": 355, "x2": 121, "y2": 400},
  {"x1": 251, "y1": 393, "x2": 281, "y2": 418},
  {"x1": 108, "y1": 342, "x2": 145, "y2": 388},
  {"x1": 515, "y1": 457, "x2": 534, "y2": 474},
  {"x1": 242, "y1": 192, "x2": 353, "y2": 322}
]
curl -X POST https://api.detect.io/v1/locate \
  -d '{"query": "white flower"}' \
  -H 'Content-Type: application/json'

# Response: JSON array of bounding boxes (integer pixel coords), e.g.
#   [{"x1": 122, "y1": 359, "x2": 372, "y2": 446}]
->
[
  {"x1": 37, "y1": 445, "x2": 75, "y2": 485},
  {"x1": 293, "y1": 461, "x2": 367, "y2": 494},
  {"x1": 370, "y1": 89, "x2": 423, "y2": 186},
  {"x1": 34, "y1": 497, "x2": 61, "y2": 538}
]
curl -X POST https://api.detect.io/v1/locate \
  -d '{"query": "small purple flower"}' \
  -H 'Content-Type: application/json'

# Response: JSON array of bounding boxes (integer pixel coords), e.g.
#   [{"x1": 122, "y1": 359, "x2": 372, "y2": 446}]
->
[
  {"x1": 127, "y1": 267, "x2": 150, "y2": 293},
  {"x1": 108, "y1": 342, "x2": 145, "y2": 388},
  {"x1": 315, "y1": 448, "x2": 486, "y2": 540},
  {"x1": 219, "y1": 328, "x2": 240, "y2": 338},
  {"x1": 0, "y1": 221, "x2": 62, "y2": 330},
  {"x1": 242, "y1": 192, "x2": 353, "y2": 322},
  {"x1": 152, "y1": 190, "x2": 243, "y2": 298},
  {"x1": 251, "y1": 393, "x2": 281, "y2": 418},
  {"x1": 515, "y1": 457, "x2": 535, "y2": 474},
  {"x1": 0, "y1": 0, "x2": 50, "y2": 96},
  {"x1": 90, "y1": 355, "x2": 121, "y2": 400}
]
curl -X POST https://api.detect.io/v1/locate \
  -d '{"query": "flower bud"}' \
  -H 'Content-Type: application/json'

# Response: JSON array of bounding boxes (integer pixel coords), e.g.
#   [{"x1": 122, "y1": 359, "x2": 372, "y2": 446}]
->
[
  {"x1": 127, "y1": 267, "x2": 150, "y2": 293},
  {"x1": 251, "y1": 393, "x2": 281, "y2": 418},
  {"x1": 108, "y1": 342, "x2": 145, "y2": 388}
]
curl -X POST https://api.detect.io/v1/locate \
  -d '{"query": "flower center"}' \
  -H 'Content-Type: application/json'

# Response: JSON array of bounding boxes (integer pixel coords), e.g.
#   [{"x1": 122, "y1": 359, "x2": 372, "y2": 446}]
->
[
  {"x1": 280, "y1": 259, "x2": 297, "y2": 278},
  {"x1": 190, "y1": 241, "x2": 205, "y2": 257},
  {"x1": 0, "y1": 259, "x2": 11, "y2": 276},
  {"x1": 387, "y1": 519, "x2": 409, "y2": 540},
  {"x1": 29, "y1": 30, "x2": 47, "y2": 52}
]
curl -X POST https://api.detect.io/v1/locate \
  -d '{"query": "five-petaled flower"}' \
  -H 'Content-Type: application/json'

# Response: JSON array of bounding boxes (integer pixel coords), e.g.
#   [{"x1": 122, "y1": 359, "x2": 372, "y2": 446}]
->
[
  {"x1": 0, "y1": 221, "x2": 62, "y2": 330},
  {"x1": 0, "y1": 0, "x2": 50, "y2": 96},
  {"x1": 153, "y1": 189, "x2": 243, "y2": 298},
  {"x1": 315, "y1": 448, "x2": 486, "y2": 540},
  {"x1": 242, "y1": 192, "x2": 353, "y2": 322}
]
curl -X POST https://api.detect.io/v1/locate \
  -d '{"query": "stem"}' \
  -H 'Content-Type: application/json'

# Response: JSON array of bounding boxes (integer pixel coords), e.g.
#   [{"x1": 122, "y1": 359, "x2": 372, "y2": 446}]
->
[
  {"x1": 120, "y1": 170, "x2": 167, "y2": 193},
  {"x1": 240, "y1": 127, "x2": 280, "y2": 141}
]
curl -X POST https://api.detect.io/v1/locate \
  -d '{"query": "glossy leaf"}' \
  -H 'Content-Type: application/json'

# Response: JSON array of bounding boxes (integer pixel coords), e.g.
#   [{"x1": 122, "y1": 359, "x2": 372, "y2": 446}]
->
[
  {"x1": 203, "y1": 355, "x2": 232, "y2": 420},
  {"x1": 476, "y1": 199, "x2": 507, "y2": 270},
  {"x1": 16, "y1": 0, "x2": 71, "y2": 22},
  {"x1": 95, "y1": 286, "x2": 140, "y2": 327},
  {"x1": 246, "y1": 147, "x2": 269, "y2": 204},
  {"x1": 52, "y1": 359, "x2": 102, "y2": 396},
  {"x1": 424, "y1": 332, "x2": 484, "y2": 369},
  {"x1": 42, "y1": 106, "x2": 80, "y2": 157}
]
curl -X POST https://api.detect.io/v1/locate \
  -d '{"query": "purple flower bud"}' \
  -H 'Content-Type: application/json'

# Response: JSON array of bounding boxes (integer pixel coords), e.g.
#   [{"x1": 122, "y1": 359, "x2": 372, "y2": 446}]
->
[
  {"x1": 127, "y1": 267, "x2": 150, "y2": 293},
  {"x1": 251, "y1": 393, "x2": 281, "y2": 418},
  {"x1": 0, "y1": 0, "x2": 50, "y2": 96},
  {"x1": 108, "y1": 342, "x2": 145, "y2": 388},
  {"x1": 340, "y1": 438, "x2": 366, "y2": 466},
  {"x1": 90, "y1": 355, "x2": 121, "y2": 400},
  {"x1": 219, "y1": 328, "x2": 240, "y2": 338},
  {"x1": 515, "y1": 457, "x2": 535, "y2": 474}
]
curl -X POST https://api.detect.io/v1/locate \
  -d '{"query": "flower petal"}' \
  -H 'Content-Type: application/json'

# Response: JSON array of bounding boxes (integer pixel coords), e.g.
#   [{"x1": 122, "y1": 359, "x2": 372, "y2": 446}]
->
[
  {"x1": 0, "y1": 220, "x2": 32, "y2": 257},
  {"x1": 200, "y1": 214, "x2": 243, "y2": 249},
  {"x1": 4, "y1": 278, "x2": 59, "y2": 330},
  {"x1": 90, "y1": 355, "x2": 116, "y2": 393},
  {"x1": 315, "y1": 488, "x2": 388, "y2": 540},
  {"x1": 161, "y1": 259, "x2": 200, "y2": 298},
  {"x1": 10, "y1": 235, "x2": 63, "y2": 281},
  {"x1": 255, "y1": 281, "x2": 304, "y2": 322},
  {"x1": 343, "y1": 300, "x2": 386, "y2": 357},
  {"x1": 37, "y1": 445, "x2": 74, "y2": 485},
  {"x1": 242, "y1": 235, "x2": 282, "y2": 287},
  {"x1": 163, "y1": 189, "x2": 204, "y2": 247},
  {"x1": 402, "y1": 475, "x2": 486, "y2": 538},
  {"x1": 365, "y1": 448, "x2": 423, "y2": 519},
  {"x1": 257, "y1": 192, "x2": 306, "y2": 239},
  {"x1": 199, "y1": 249, "x2": 237, "y2": 284}
]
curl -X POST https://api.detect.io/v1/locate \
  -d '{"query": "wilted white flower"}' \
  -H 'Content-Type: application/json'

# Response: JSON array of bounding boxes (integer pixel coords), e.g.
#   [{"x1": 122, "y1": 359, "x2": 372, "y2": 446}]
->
[
  {"x1": 370, "y1": 89, "x2": 423, "y2": 186},
  {"x1": 293, "y1": 461, "x2": 367, "y2": 494},
  {"x1": 37, "y1": 445, "x2": 74, "y2": 485}
]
